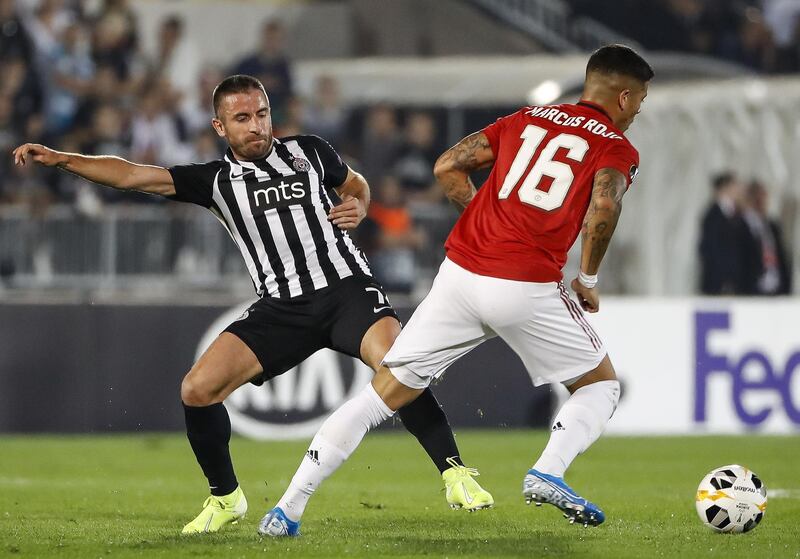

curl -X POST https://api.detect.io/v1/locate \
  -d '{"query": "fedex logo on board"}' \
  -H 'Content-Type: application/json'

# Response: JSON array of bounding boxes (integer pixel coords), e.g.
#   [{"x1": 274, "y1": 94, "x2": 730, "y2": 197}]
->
[{"x1": 694, "y1": 311, "x2": 800, "y2": 426}]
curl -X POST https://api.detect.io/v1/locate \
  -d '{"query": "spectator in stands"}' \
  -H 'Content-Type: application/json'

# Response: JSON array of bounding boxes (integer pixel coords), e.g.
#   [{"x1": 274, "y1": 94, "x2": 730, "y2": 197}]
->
[
  {"x1": 718, "y1": 7, "x2": 776, "y2": 71},
  {"x1": 25, "y1": 0, "x2": 75, "y2": 66},
  {"x1": 663, "y1": 0, "x2": 705, "y2": 51},
  {"x1": 740, "y1": 180, "x2": 793, "y2": 295},
  {"x1": 43, "y1": 22, "x2": 95, "y2": 136},
  {"x1": 568, "y1": 0, "x2": 796, "y2": 73},
  {"x1": 67, "y1": 103, "x2": 129, "y2": 208},
  {"x1": 765, "y1": 0, "x2": 800, "y2": 71},
  {"x1": 359, "y1": 104, "x2": 402, "y2": 186},
  {"x1": 83, "y1": 103, "x2": 128, "y2": 158},
  {"x1": 363, "y1": 175, "x2": 426, "y2": 293},
  {"x1": 152, "y1": 15, "x2": 201, "y2": 113},
  {"x1": 303, "y1": 75, "x2": 348, "y2": 149},
  {"x1": 190, "y1": 128, "x2": 223, "y2": 163},
  {"x1": 0, "y1": 95, "x2": 17, "y2": 204},
  {"x1": 698, "y1": 172, "x2": 748, "y2": 295},
  {"x1": 231, "y1": 19, "x2": 293, "y2": 125},
  {"x1": 393, "y1": 111, "x2": 444, "y2": 203},
  {"x1": 181, "y1": 67, "x2": 224, "y2": 136},
  {"x1": 274, "y1": 95, "x2": 306, "y2": 138},
  {"x1": 129, "y1": 80, "x2": 192, "y2": 168},
  {"x1": 0, "y1": 0, "x2": 35, "y2": 61},
  {"x1": 91, "y1": 0, "x2": 140, "y2": 84},
  {"x1": 764, "y1": 0, "x2": 800, "y2": 68},
  {"x1": 3, "y1": 147, "x2": 54, "y2": 210},
  {"x1": 71, "y1": 63, "x2": 122, "y2": 134},
  {"x1": 0, "y1": 57, "x2": 43, "y2": 142}
]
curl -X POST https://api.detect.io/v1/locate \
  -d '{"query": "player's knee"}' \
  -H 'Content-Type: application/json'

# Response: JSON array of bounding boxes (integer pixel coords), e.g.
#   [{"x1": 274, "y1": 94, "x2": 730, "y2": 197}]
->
[
  {"x1": 360, "y1": 317, "x2": 401, "y2": 371},
  {"x1": 181, "y1": 372, "x2": 219, "y2": 407}
]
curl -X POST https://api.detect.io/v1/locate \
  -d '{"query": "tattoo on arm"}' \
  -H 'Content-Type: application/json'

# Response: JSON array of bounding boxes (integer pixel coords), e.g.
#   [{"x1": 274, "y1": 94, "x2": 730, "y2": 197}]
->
[
  {"x1": 435, "y1": 132, "x2": 494, "y2": 213},
  {"x1": 438, "y1": 132, "x2": 493, "y2": 173},
  {"x1": 580, "y1": 168, "x2": 627, "y2": 274}
]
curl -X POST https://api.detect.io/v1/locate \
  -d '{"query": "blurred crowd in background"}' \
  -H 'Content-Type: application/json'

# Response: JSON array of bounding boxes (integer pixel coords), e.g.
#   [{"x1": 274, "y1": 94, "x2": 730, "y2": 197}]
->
[
  {"x1": 0, "y1": 0, "x2": 795, "y2": 294},
  {"x1": 569, "y1": 0, "x2": 800, "y2": 73},
  {"x1": 0, "y1": 0, "x2": 444, "y2": 290},
  {"x1": 0, "y1": 0, "x2": 448, "y2": 204}
]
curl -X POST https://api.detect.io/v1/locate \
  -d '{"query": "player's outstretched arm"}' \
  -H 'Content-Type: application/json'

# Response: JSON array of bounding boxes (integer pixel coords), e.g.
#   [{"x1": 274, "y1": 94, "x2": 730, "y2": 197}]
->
[
  {"x1": 12, "y1": 143, "x2": 176, "y2": 196},
  {"x1": 329, "y1": 167, "x2": 369, "y2": 230},
  {"x1": 434, "y1": 131, "x2": 494, "y2": 213},
  {"x1": 572, "y1": 167, "x2": 627, "y2": 313}
]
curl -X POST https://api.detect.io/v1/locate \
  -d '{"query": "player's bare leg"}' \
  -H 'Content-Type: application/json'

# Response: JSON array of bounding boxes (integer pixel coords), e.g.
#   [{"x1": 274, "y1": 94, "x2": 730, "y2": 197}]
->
[
  {"x1": 181, "y1": 332, "x2": 262, "y2": 534},
  {"x1": 524, "y1": 355, "x2": 620, "y2": 526}
]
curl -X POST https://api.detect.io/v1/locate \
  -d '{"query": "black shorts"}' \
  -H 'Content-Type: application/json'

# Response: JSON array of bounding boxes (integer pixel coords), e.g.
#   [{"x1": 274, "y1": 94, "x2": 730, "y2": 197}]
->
[{"x1": 224, "y1": 274, "x2": 399, "y2": 385}]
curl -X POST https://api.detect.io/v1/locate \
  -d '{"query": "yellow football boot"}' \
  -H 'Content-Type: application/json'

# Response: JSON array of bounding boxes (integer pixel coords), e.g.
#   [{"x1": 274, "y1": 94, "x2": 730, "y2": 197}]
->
[
  {"x1": 181, "y1": 486, "x2": 248, "y2": 534},
  {"x1": 442, "y1": 457, "x2": 494, "y2": 511}
]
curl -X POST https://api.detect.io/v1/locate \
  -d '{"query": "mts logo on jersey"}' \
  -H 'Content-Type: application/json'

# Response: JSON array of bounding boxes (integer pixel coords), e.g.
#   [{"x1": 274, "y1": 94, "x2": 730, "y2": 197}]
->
[
  {"x1": 248, "y1": 174, "x2": 311, "y2": 211},
  {"x1": 694, "y1": 311, "x2": 800, "y2": 426}
]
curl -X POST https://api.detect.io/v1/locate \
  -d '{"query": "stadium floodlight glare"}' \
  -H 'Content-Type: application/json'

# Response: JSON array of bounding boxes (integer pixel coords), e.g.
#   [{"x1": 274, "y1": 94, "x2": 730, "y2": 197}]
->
[
  {"x1": 528, "y1": 80, "x2": 562, "y2": 106},
  {"x1": 743, "y1": 80, "x2": 768, "y2": 102}
]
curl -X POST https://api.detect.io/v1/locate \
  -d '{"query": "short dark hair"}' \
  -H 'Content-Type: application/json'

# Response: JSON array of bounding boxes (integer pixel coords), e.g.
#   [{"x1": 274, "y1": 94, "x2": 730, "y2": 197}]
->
[
  {"x1": 712, "y1": 172, "x2": 736, "y2": 192},
  {"x1": 163, "y1": 15, "x2": 183, "y2": 32},
  {"x1": 747, "y1": 179, "x2": 766, "y2": 198},
  {"x1": 586, "y1": 44, "x2": 654, "y2": 83},
  {"x1": 212, "y1": 75, "x2": 267, "y2": 117}
]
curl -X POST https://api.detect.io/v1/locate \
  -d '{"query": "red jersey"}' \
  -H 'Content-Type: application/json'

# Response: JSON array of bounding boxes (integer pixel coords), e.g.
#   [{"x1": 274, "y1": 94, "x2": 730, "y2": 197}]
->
[{"x1": 445, "y1": 101, "x2": 639, "y2": 283}]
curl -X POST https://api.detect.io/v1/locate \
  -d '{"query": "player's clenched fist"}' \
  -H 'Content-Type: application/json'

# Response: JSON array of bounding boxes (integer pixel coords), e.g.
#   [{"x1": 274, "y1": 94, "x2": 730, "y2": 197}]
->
[
  {"x1": 12, "y1": 143, "x2": 67, "y2": 167},
  {"x1": 571, "y1": 278, "x2": 600, "y2": 313}
]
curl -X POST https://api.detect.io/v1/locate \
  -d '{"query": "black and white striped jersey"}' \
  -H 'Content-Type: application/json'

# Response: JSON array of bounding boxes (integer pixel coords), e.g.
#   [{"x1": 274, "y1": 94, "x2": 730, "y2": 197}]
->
[{"x1": 167, "y1": 135, "x2": 372, "y2": 298}]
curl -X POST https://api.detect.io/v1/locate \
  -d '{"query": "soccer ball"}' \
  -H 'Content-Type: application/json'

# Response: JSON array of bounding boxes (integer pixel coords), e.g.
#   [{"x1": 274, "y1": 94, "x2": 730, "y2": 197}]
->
[{"x1": 695, "y1": 464, "x2": 767, "y2": 533}]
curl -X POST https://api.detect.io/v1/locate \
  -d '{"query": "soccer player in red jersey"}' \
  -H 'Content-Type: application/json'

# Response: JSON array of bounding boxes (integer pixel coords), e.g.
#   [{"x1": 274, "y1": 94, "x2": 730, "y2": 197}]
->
[{"x1": 262, "y1": 45, "x2": 653, "y2": 535}]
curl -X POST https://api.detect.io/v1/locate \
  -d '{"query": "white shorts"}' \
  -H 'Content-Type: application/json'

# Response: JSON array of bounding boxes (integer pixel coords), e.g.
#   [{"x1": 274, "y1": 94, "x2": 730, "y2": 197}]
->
[{"x1": 383, "y1": 258, "x2": 606, "y2": 389}]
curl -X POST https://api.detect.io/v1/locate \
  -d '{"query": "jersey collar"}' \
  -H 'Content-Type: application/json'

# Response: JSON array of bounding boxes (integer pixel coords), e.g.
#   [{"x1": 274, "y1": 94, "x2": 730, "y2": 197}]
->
[{"x1": 577, "y1": 101, "x2": 613, "y2": 123}]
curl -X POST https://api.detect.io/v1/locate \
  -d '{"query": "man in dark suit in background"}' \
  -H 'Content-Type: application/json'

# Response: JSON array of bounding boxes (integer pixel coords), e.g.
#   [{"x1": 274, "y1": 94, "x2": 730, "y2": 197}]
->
[
  {"x1": 740, "y1": 180, "x2": 793, "y2": 295},
  {"x1": 699, "y1": 172, "x2": 747, "y2": 294}
]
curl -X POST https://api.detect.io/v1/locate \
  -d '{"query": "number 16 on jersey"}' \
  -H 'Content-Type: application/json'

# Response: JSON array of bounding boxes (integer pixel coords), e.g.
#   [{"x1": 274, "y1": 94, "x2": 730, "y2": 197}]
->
[{"x1": 497, "y1": 124, "x2": 589, "y2": 211}]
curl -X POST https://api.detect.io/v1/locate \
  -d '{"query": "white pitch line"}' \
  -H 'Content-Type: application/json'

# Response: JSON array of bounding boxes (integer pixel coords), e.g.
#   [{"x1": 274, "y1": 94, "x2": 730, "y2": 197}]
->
[
  {"x1": 770, "y1": 489, "x2": 800, "y2": 499},
  {"x1": 0, "y1": 477, "x2": 32, "y2": 486}
]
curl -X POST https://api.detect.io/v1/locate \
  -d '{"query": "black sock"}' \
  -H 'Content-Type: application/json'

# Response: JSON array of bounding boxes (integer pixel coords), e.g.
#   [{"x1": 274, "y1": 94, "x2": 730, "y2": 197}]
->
[
  {"x1": 397, "y1": 388, "x2": 463, "y2": 473},
  {"x1": 183, "y1": 402, "x2": 239, "y2": 496}
]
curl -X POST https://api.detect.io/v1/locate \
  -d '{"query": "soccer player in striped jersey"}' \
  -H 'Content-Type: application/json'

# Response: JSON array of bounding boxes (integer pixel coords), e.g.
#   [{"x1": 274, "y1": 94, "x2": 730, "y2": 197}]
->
[
  {"x1": 264, "y1": 45, "x2": 653, "y2": 535},
  {"x1": 12, "y1": 75, "x2": 492, "y2": 534}
]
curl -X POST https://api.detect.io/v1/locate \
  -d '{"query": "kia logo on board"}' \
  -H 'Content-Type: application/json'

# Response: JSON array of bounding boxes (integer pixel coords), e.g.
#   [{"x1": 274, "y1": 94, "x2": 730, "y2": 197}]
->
[{"x1": 196, "y1": 302, "x2": 372, "y2": 440}]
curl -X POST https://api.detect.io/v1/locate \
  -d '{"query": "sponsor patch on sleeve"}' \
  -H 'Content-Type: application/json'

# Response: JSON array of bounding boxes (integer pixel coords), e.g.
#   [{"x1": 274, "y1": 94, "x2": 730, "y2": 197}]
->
[{"x1": 629, "y1": 164, "x2": 639, "y2": 184}]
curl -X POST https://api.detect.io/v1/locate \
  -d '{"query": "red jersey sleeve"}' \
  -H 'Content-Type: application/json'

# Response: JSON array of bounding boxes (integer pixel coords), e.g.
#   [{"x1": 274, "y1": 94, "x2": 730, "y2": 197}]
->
[
  {"x1": 482, "y1": 108, "x2": 525, "y2": 158},
  {"x1": 595, "y1": 142, "x2": 640, "y2": 188}
]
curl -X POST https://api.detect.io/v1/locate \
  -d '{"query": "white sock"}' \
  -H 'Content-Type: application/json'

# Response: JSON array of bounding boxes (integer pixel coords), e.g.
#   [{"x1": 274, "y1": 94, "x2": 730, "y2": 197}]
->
[
  {"x1": 275, "y1": 383, "x2": 394, "y2": 521},
  {"x1": 533, "y1": 380, "x2": 620, "y2": 478}
]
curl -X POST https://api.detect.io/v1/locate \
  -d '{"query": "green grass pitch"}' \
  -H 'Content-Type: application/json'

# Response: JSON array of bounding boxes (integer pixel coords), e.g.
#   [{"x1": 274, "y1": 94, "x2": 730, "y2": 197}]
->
[{"x1": 1, "y1": 431, "x2": 798, "y2": 558}]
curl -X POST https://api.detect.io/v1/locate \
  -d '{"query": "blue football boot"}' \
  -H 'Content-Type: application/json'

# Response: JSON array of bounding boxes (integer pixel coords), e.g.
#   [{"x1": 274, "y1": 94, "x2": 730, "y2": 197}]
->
[
  {"x1": 523, "y1": 469, "x2": 605, "y2": 526},
  {"x1": 258, "y1": 506, "x2": 301, "y2": 537}
]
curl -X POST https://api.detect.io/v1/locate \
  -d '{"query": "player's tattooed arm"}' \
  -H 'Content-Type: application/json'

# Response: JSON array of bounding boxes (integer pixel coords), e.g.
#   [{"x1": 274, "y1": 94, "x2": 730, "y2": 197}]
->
[
  {"x1": 434, "y1": 131, "x2": 495, "y2": 213},
  {"x1": 580, "y1": 167, "x2": 627, "y2": 275},
  {"x1": 12, "y1": 143, "x2": 176, "y2": 196}
]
